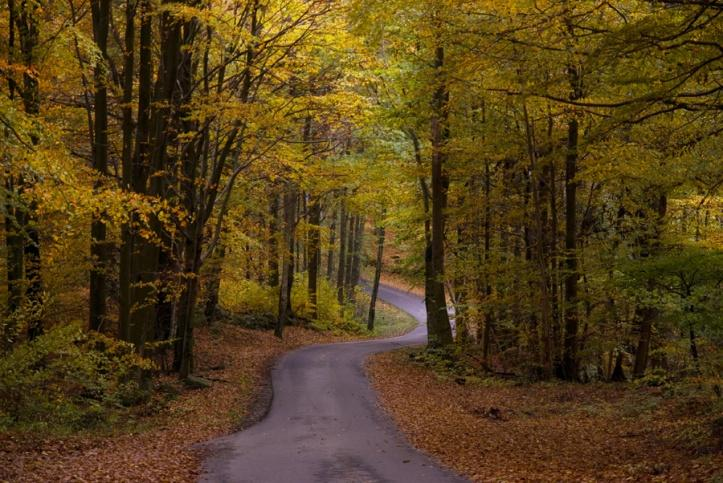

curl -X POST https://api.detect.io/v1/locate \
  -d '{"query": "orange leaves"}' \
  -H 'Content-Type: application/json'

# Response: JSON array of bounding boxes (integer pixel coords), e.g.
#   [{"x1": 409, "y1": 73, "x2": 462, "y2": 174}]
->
[
  {"x1": 0, "y1": 324, "x2": 356, "y2": 482},
  {"x1": 367, "y1": 350, "x2": 723, "y2": 482}
]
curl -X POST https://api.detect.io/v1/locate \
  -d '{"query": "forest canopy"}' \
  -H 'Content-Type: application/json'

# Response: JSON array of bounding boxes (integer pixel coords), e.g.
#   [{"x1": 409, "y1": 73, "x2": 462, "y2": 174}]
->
[{"x1": 0, "y1": 0, "x2": 721, "y2": 435}]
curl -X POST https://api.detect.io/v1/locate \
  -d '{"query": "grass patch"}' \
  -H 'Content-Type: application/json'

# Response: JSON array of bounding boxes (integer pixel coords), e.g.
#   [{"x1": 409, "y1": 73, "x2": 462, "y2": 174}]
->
[{"x1": 370, "y1": 300, "x2": 419, "y2": 338}]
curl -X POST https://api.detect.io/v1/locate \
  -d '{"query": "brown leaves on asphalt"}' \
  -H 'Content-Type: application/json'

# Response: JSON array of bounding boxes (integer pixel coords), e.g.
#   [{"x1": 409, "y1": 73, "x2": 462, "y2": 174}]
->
[
  {"x1": 367, "y1": 350, "x2": 723, "y2": 482},
  {"x1": 0, "y1": 325, "x2": 349, "y2": 482}
]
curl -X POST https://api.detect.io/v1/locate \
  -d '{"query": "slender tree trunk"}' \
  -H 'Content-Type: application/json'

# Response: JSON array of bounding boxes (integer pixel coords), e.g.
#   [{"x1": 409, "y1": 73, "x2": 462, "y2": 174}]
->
[
  {"x1": 119, "y1": 0, "x2": 135, "y2": 341},
  {"x1": 367, "y1": 222, "x2": 385, "y2": 331},
  {"x1": 307, "y1": 198, "x2": 321, "y2": 319},
  {"x1": 632, "y1": 195, "x2": 667, "y2": 378},
  {"x1": 122, "y1": 0, "x2": 155, "y2": 354},
  {"x1": 16, "y1": 0, "x2": 43, "y2": 339},
  {"x1": 344, "y1": 214, "x2": 356, "y2": 300},
  {"x1": 350, "y1": 216, "x2": 363, "y2": 293},
  {"x1": 326, "y1": 207, "x2": 336, "y2": 281},
  {"x1": 301, "y1": 193, "x2": 308, "y2": 273},
  {"x1": 336, "y1": 203, "x2": 348, "y2": 308},
  {"x1": 203, "y1": 244, "x2": 225, "y2": 322},
  {"x1": 408, "y1": 131, "x2": 434, "y2": 333},
  {"x1": 482, "y1": 161, "x2": 494, "y2": 365},
  {"x1": 89, "y1": 0, "x2": 111, "y2": 332},
  {"x1": 5, "y1": 181, "x2": 24, "y2": 316},
  {"x1": 276, "y1": 185, "x2": 296, "y2": 338},
  {"x1": 268, "y1": 193, "x2": 280, "y2": 287},
  {"x1": 562, "y1": 118, "x2": 579, "y2": 380},
  {"x1": 428, "y1": 45, "x2": 453, "y2": 347}
]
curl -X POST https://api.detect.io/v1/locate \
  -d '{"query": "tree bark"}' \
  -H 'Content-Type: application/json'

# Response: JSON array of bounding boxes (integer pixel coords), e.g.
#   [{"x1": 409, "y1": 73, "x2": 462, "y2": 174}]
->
[
  {"x1": 203, "y1": 244, "x2": 225, "y2": 322},
  {"x1": 326, "y1": 207, "x2": 336, "y2": 281},
  {"x1": 427, "y1": 45, "x2": 453, "y2": 348},
  {"x1": 276, "y1": 185, "x2": 297, "y2": 338},
  {"x1": 118, "y1": 0, "x2": 135, "y2": 342},
  {"x1": 562, "y1": 117, "x2": 579, "y2": 380},
  {"x1": 336, "y1": 203, "x2": 348, "y2": 308},
  {"x1": 268, "y1": 193, "x2": 280, "y2": 287},
  {"x1": 89, "y1": 0, "x2": 111, "y2": 332},
  {"x1": 307, "y1": 197, "x2": 321, "y2": 319},
  {"x1": 367, "y1": 222, "x2": 385, "y2": 331},
  {"x1": 350, "y1": 216, "x2": 364, "y2": 294}
]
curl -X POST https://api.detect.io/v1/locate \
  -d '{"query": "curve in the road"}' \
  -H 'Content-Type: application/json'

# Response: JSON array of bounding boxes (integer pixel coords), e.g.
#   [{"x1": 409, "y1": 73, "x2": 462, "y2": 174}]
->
[{"x1": 200, "y1": 284, "x2": 466, "y2": 483}]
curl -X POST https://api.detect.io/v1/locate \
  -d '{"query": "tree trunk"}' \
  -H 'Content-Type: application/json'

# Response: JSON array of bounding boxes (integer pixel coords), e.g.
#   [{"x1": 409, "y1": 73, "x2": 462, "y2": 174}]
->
[
  {"x1": 367, "y1": 222, "x2": 385, "y2": 331},
  {"x1": 326, "y1": 207, "x2": 336, "y2": 281},
  {"x1": 336, "y1": 203, "x2": 348, "y2": 308},
  {"x1": 350, "y1": 216, "x2": 364, "y2": 294},
  {"x1": 427, "y1": 45, "x2": 453, "y2": 348},
  {"x1": 16, "y1": 0, "x2": 43, "y2": 339},
  {"x1": 343, "y1": 214, "x2": 356, "y2": 301},
  {"x1": 268, "y1": 193, "x2": 280, "y2": 287},
  {"x1": 307, "y1": 198, "x2": 321, "y2": 319},
  {"x1": 118, "y1": 0, "x2": 135, "y2": 342},
  {"x1": 276, "y1": 185, "x2": 296, "y2": 338},
  {"x1": 562, "y1": 117, "x2": 579, "y2": 380},
  {"x1": 203, "y1": 244, "x2": 225, "y2": 322},
  {"x1": 632, "y1": 195, "x2": 667, "y2": 378},
  {"x1": 482, "y1": 161, "x2": 494, "y2": 365},
  {"x1": 120, "y1": 0, "x2": 155, "y2": 355},
  {"x1": 88, "y1": 0, "x2": 111, "y2": 332}
]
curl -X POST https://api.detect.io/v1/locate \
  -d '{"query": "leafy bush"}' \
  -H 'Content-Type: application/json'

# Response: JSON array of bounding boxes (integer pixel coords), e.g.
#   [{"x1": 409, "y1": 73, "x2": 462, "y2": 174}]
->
[
  {"x1": 219, "y1": 277, "x2": 277, "y2": 315},
  {"x1": 0, "y1": 323, "x2": 153, "y2": 432}
]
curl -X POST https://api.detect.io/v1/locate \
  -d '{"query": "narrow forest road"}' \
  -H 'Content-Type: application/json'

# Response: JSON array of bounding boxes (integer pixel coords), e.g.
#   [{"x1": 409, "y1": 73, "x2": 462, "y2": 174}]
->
[{"x1": 200, "y1": 284, "x2": 467, "y2": 483}]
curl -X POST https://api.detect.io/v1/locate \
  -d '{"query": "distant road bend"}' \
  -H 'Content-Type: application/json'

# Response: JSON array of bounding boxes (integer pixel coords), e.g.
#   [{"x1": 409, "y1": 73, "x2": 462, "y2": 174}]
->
[{"x1": 201, "y1": 284, "x2": 466, "y2": 483}]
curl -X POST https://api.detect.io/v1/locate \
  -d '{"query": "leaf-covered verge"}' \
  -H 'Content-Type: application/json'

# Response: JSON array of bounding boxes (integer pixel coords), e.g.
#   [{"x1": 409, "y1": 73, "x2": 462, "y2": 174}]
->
[
  {"x1": 0, "y1": 300, "x2": 414, "y2": 482},
  {"x1": 0, "y1": 324, "x2": 346, "y2": 482},
  {"x1": 368, "y1": 349, "x2": 723, "y2": 482}
]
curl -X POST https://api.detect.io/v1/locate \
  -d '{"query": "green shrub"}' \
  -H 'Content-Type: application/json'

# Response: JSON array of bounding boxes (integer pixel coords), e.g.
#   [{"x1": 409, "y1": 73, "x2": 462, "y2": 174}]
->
[{"x1": 0, "y1": 322, "x2": 153, "y2": 433}]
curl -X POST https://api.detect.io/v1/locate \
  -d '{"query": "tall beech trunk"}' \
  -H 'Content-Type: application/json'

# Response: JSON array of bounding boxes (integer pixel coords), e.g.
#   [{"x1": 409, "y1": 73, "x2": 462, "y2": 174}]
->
[
  {"x1": 522, "y1": 100, "x2": 553, "y2": 378},
  {"x1": 15, "y1": 0, "x2": 43, "y2": 339},
  {"x1": 408, "y1": 130, "x2": 434, "y2": 330},
  {"x1": 562, "y1": 117, "x2": 579, "y2": 380},
  {"x1": 118, "y1": 0, "x2": 135, "y2": 342},
  {"x1": 276, "y1": 185, "x2": 296, "y2": 338},
  {"x1": 5, "y1": 1, "x2": 22, "y2": 323},
  {"x1": 120, "y1": 0, "x2": 155, "y2": 354},
  {"x1": 343, "y1": 214, "x2": 356, "y2": 300},
  {"x1": 350, "y1": 216, "x2": 363, "y2": 295},
  {"x1": 427, "y1": 45, "x2": 453, "y2": 347},
  {"x1": 632, "y1": 194, "x2": 667, "y2": 378},
  {"x1": 5, "y1": 182, "x2": 24, "y2": 317},
  {"x1": 268, "y1": 193, "x2": 280, "y2": 287},
  {"x1": 367, "y1": 222, "x2": 385, "y2": 331},
  {"x1": 286, "y1": 202, "x2": 295, "y2": 315},
  {"x1": 326, "y1": 208, "x2": 336, "y2": 281},
  {"x1": 203, "y1": 244, "x2": 225, "y2": 322},
  {"x1": 89, "y1": 0, "x2": 111, "y2": 331},
  {"x1": 481, "y1": 161, "x2": 494, "y2": 364},
  {"x1": 336, "y1": 203, "x2": 348, "y2": 307},
  {"x1": 307, "y1": 198, "x2": 321, "y2": 319}
]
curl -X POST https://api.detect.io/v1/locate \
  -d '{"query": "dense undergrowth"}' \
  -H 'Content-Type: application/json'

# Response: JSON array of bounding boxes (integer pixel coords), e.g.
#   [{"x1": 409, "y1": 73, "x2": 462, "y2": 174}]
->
[{"x1": 0, "y1": 276, "x2": 413, "y2": 437}]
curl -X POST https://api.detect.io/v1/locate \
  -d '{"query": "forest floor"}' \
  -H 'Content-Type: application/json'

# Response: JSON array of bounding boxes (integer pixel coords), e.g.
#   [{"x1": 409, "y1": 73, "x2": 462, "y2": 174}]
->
[
  {"x1": 0, "y1": 302, "x2": 414, "y2": 483},
  {"x1": 368, "y1": 349, "x2": 723, "y2": 483}
]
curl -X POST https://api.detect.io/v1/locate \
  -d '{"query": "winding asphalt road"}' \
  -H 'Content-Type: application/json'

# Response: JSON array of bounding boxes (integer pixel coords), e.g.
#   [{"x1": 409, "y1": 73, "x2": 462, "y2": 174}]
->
[{"x1": 200, "y1": 284, "x2": 466, "y2": 483}]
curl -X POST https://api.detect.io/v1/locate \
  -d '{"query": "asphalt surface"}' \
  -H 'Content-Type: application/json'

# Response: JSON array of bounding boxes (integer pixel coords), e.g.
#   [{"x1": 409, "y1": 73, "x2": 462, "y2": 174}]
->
[{"x1": 200, "y1": 284, "x2": 466, "y2": 483}]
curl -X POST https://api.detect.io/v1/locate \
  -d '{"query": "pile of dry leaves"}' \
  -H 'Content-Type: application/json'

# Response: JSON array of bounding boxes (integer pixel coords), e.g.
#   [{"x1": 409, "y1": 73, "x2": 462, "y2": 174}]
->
[
  {"x1": 368, "y1": 350, "x2": 722, "y2": 482},
  {"x1": 0, "y1": 324, "x2": 350, "y2": 482}
]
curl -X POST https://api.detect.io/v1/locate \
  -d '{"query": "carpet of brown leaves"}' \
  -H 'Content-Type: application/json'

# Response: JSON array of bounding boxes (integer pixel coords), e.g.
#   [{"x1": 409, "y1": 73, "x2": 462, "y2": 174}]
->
[
  {"x1": 368, "y1": 350, "x2": 723, "y2": 482},
  {"x1": 0, "y1": 324, "x2": 350, "y2": 482}
]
